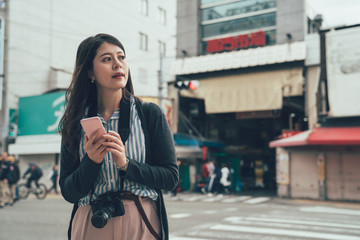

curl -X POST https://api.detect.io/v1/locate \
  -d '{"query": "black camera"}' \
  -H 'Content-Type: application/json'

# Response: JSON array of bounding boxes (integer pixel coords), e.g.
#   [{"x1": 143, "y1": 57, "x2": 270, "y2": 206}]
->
[{"x1": 90, "y1": 191, "x2": 125, "y2": 228}]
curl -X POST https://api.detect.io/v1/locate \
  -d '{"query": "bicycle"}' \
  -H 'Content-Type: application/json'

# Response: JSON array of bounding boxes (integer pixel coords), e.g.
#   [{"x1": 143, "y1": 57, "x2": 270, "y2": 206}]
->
[{"x1": 17, "y1": 181, "x2": 48, "y2": 200}]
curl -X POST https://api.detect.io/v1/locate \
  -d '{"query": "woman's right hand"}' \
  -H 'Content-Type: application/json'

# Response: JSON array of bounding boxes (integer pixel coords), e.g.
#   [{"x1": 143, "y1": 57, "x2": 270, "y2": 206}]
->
[{"x1": 84, "y1": 128, "x2": 108, "y2": 164}]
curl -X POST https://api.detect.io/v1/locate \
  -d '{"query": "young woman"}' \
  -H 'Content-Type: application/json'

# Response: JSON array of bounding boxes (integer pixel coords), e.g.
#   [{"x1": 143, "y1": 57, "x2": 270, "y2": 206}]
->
[{"x1": 59, "y1": 33, "x2": 178, "y2": 240}]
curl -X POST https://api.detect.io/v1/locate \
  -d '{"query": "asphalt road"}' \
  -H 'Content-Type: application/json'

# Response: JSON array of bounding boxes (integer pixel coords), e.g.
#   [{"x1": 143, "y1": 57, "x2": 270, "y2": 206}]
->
[{"x1": 1, "y1": 192, "x2": 360, "y2": 240}]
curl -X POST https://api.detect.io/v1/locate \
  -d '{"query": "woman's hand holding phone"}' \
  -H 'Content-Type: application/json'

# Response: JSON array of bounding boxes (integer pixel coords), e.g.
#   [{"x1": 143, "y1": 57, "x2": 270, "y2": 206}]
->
[
  {"x1": 84, "y1": 128, "x2": 108, "y2": 164},
  {"x1": 81, "y1": 117, "x2": 108, "y2": 163},
  {"x1": 80, "y1": 117, "x2": 126, "y2": 166},
  {"x1": 102, "y1": 131, "x2": 127, "y2": 169}
]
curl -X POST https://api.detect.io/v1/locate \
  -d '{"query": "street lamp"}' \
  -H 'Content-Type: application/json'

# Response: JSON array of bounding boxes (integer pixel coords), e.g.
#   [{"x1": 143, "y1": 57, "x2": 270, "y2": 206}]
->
[{"x1": 289, "y1": 113, "x2": 295, "y2": 130}]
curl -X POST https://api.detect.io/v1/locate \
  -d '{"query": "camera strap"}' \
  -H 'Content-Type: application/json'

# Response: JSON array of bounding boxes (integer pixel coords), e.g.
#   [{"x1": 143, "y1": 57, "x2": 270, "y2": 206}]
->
[
  {"x1": 119, "y1": 172, "x2": 160, "y2": 239},
  {"x1": 117, "y1": 98, "x2": 130, "y2": 143},
  {"x1": 120, "y1": 174, "x2": 124, "y2": 193},
  {"x1": 121, "y1": 191, "x2": 161, "y2": 240}
]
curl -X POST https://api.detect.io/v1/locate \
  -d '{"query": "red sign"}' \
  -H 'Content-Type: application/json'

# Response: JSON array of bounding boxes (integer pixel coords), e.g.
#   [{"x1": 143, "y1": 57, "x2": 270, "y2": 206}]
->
[
  {"x1": 206, "y1": 31, "x2": 266, "y2": 53},
  {"x1": 201, "y1": 146, "x2": 207, "y2": 161},
  {"x1": 281, "y1": 130, "x2": 301, "y2": 139}
]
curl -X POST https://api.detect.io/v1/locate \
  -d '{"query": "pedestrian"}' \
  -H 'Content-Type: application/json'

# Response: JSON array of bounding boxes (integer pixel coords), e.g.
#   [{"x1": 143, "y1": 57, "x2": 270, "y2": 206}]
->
[
  {"x1": 59, "y1": 33, "x2": 178, "y2": 240},
  {"x1": 220, "y1": 164, "x2": 231, "y2": 194},
  {"x1": 0, "y1": 153, "x2": 3, "y2": 179},
  {"x1": 7, "y1": 155, "x2": 20, "y2": 204},
  {"x1": 211, "y1": 162, "x2": 222, "y2": 194},
  {"x1": 0, "y1": 154, "x2": 2, "y2": 206},
  {"x1": 204, "y1": 159, "x2": 215, "y2": 193},
  {"x1": 200, "y1": 161, "x2": 209, "y2": 194},
  {"x1": 0, "y1": 152, "x2": 12, "y2": 207},
  {"x1": 47, "y1": 165, "x2": 59, "y2": 194},
  {"x1": 23, "y1": 162, "x2": 43, "y2": 189}
]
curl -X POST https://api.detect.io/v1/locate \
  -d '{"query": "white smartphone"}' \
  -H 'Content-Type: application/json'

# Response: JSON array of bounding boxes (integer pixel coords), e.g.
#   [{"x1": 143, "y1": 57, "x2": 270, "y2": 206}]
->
[{"x1": 80, "y1": 116, "x2": 107, "y2": 141}]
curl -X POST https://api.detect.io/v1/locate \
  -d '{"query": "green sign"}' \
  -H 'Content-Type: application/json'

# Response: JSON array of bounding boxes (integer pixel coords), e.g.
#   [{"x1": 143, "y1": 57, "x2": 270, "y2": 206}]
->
[
  {"x1": 18, "y1": 91, "x2": 65, "y2": 136},
  {"x1": 8, "y1": 108, "x2": 17, "y2": 137}
]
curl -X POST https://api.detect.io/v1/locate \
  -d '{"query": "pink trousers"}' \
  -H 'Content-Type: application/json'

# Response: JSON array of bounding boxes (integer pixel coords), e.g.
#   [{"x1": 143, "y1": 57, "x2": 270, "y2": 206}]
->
[{"x1": 71, "y1": 197, "x2": 161, "y2": 240}]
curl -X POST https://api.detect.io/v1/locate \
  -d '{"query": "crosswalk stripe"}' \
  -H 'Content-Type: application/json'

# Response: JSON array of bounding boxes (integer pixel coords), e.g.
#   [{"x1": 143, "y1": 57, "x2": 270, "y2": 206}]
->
[
  {"x1": 169, "y1": 236, "x2": 209, "y2": 240},
  {"x1": 221, "y1": 196, "x2": 251, "y2": 203},
  {"x1": 169, "y1": 213, "x2": 192, "y2": 219},
  {"x1": 166, "y1": 193, "x2": 271, "y2": 204},
  {"x1": 300, "y1": 206, "x2": 360, "y2": 216},
  {"x1": 224, "y1": 216, "x2": 360, "y2": 229},
  {"x1": 210, "y1": 224, "x2": 360, "y2": 240},
  {"x1": 243, "y1": 197, "x2": 270, "y2": 204},
  {"x1": 201, "y1": 195, "x2": 224, "y2": 202},
  {"x1": 182, "y1": 196, "x2": 205, "y2": 202},
  {"x1": 223, "y1": 207, "x2": 238, "y2": 212},
  {"x1": 203, "y1": 210, "x2": 217, "y2": 214}
]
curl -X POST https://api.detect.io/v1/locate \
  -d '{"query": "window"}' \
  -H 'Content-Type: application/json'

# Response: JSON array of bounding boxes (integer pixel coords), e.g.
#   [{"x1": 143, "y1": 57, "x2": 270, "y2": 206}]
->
[
  {"x1": 307, "y1": 17, "x2": 321, "y2": 34},
  {"x1": 140, "y1": 0, "x2": 149, "y2": 16},
  {"x1": 201, "y1": 0, "x2": 276, "y2": 22},
  {"x1": 200, "y1": 0, "x2": 277, "y2": 55},
  {"x1": 139, "y1": 32, "x2": 148, "y2": 51},
  {"x1": 202, "y1": 12, "x2": 276, "y2": 38},
  {"x1": 201, "y1": 0, "x2": 225, "y2": 5},
  {"x1": 138, "y1": 68, "x2": 148, "y2": 84},
  {"x1": 158, "y1": 41, "x2": 166, "y2": 57},
  {"x1": 158, "y1": 7, "x2": 167, "y2": 25}
]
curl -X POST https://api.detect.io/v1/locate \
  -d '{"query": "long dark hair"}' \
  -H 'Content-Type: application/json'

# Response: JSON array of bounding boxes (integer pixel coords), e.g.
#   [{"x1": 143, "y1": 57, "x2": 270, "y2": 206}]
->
[{"x1": 59, "y1": 33, "x2": 134, "y2": 158}]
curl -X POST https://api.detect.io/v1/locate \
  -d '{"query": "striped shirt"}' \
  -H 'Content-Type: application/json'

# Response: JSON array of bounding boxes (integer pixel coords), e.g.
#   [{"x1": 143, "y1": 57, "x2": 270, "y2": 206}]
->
[{"x1": 78, "y1": 97, "x2": 158, "y2": 206}]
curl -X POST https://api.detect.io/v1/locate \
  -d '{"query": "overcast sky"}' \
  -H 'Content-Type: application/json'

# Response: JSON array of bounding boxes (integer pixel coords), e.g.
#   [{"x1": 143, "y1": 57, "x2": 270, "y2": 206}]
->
[{"x1": 307, "y1": 0, "x2": 360, "y2": 28}]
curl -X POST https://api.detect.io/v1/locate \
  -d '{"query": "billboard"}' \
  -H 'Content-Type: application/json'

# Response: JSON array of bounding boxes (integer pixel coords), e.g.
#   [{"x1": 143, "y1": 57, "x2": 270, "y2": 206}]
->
[
  {"x1": 18, "y1": 91, "x2": 65, "y2": 136},
  {"x1": 326, "y1": 26, "x2": 360, "y2": 117}
]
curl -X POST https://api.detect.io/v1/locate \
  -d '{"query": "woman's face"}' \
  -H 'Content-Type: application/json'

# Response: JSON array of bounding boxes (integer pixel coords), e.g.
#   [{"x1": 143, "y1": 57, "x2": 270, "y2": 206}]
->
[{"x1": 91, "y1": 42, "x2": 129, "y2": 92}]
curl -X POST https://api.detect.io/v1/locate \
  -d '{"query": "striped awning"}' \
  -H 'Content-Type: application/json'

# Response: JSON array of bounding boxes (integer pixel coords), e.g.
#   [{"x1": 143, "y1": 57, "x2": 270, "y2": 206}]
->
[{"x1": 171, "y1": 41, "x2": 306, "y2": 75}]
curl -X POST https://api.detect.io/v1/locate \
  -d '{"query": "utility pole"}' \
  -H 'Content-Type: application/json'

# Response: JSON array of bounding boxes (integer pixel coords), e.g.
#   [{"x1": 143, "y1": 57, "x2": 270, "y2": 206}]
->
[
  {"x1": 158, "y1": 47, "x2": 163, "y2": 108},
  {"x1": 0, "y1": 0, "x2": 8, "y2": 152}
]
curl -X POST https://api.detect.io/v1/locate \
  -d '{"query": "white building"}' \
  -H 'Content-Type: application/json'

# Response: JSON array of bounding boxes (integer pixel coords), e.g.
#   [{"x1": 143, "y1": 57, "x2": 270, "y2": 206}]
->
[{"x1": 0, "y1": 0, "x2": 176, "y2": 181}]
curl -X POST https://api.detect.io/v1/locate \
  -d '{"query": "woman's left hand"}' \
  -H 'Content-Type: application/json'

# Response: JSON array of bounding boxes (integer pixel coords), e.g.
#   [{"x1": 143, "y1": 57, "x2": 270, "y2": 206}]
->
[{"x1": 102, "y1": 130, "x2": 127, "y2": 168}]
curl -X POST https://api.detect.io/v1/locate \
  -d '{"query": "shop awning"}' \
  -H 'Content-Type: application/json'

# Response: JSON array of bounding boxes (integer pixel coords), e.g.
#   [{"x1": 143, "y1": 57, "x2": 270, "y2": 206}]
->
[
  {"x1": 269, "y1": 127, "x2": 360, "y2": 148},
  {"x1": 8, "y1": 135, "x2": 61, "y2": 155},
  {"x1": 175, "y1": 145, "x2": 203, "y2": 159},
  {"x1": 180, "y1": 67, "x2": 304, "y2": 114},
  {"x1": 171, "y1": 41, "x2": 306, "y2": 75},
  {"x1": 174, "y1": 133, "x2": 225, "y2": 148}
]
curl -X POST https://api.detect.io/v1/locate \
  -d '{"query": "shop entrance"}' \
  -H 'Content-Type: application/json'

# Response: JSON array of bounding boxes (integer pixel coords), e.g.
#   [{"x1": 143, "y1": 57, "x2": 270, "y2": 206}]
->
[
  {"x1": 207, "y1": 115, "x2": 277, "y2": 193},
  {"x1": 206, "y1": 107, "x2": 307, "y2": 194},
  {"x1": 178, "y1": 95, "x2": 306, "y2": 194}
]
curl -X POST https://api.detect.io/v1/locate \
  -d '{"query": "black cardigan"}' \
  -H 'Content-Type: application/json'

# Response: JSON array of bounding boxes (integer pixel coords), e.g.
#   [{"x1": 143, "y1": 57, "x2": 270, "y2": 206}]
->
[{"x1": 59, "y1": 98, "x2": 179, "y2": 240}]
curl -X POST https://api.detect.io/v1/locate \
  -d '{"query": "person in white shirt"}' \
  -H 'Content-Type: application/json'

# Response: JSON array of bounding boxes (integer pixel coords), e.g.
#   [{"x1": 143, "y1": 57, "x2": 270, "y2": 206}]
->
[{"x1": 220, "y1": 164, "x2": 231, "y2": 194}]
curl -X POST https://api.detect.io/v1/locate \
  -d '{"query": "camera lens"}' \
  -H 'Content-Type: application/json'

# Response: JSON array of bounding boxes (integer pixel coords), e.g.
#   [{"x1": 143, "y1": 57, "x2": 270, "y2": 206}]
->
[{"x1": 91, "y1": 207, "x2": 114, "y2": 228}]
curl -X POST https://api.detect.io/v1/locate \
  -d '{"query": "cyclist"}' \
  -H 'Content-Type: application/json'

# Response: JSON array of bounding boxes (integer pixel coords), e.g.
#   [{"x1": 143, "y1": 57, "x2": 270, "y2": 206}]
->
[{"x1": 22, "y1": 162, "x2": 43, "y2": 189}]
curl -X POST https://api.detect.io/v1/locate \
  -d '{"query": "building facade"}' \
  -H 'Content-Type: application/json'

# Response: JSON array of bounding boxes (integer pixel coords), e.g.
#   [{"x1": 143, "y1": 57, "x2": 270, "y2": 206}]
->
[
  {"x1": 170, "y1": 0, "x2": 323, "y2": 193},
  {"x1": 270, "y1": 25, "x2": 360, "y2": 202}
]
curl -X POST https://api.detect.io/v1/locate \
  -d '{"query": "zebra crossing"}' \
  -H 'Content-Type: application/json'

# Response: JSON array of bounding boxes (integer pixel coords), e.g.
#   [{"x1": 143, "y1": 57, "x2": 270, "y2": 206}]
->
[
  {"x1": 165, "y1": 192, "x2": 271, "y2": 205},
  {"x1": 169, "y1": 206, "x2": 360, "y2": 240}
]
